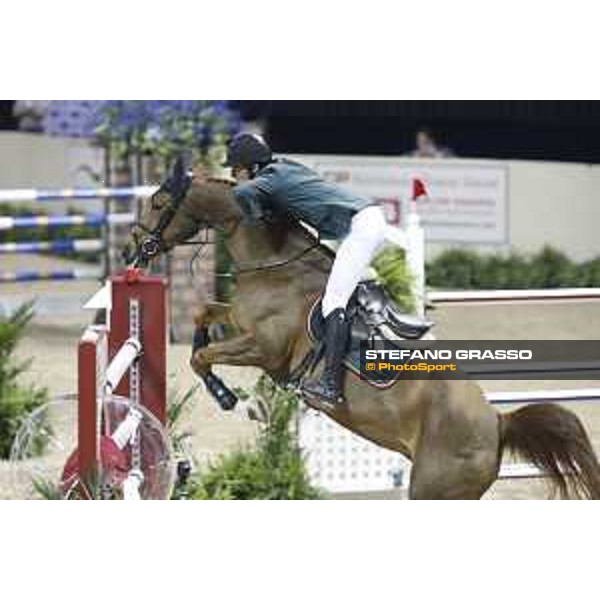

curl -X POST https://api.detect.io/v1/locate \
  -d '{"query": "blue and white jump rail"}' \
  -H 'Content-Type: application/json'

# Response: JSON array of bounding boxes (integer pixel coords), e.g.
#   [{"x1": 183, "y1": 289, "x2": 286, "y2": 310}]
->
[
  {"x1": 0, "y1": 239, "x2": 105, "y2": 254},
  {"x1": 0, "y1": 213, "x2": 134, "y2": 230},
  {"x1": 0, "y1": 268, "x2": 102, "y2": 282},
  {"x1": 0, "y1": 185, "x2": 148, "y2": 285},
  {"x1": 0, "y1": 186, "x2": 156, "y2": 204}
]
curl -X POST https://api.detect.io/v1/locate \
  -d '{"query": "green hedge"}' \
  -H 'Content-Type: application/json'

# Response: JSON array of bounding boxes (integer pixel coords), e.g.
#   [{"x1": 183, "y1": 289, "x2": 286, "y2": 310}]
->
[
  {"x1": 426, "y1": 246, "x2": 600, "y2": 289},
  {"x1": 373, "y1": 247, "x2": 415, "y2": 312},
  {"x1": 0, "y1": 303, "x2": 47, "y2": 458},
  {"x1": 187, "y1": 376, "x2": 322, "y2": 500}
]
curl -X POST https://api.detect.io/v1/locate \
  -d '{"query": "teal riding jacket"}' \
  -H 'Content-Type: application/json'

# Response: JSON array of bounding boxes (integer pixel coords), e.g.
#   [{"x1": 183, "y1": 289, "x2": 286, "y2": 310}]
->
[{"x1": 232, "y1": 158, "x2": 372, "y2": 240}]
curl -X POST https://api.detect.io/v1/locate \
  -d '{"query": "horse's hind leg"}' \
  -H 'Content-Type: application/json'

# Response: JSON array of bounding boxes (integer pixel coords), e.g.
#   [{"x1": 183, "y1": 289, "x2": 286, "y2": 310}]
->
[
  {"x1": 408, "y1": 404, "x2": 500, "y2": 500},
  {"x1": 409, "y1": 448, "x2": 498, "y2": 499}
]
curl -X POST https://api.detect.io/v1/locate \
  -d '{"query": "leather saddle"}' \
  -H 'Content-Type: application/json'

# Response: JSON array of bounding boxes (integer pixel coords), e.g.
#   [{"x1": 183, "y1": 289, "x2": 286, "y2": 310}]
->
[
  {"x1": 354, "y1": 280, "x2": 433, "y2": 340},
  {"x1": 309, "y1": 279, "x2": 433, "y2": 345},
  {"x1": 296, "y1": 280, "x2": 433, "y2": 389}
]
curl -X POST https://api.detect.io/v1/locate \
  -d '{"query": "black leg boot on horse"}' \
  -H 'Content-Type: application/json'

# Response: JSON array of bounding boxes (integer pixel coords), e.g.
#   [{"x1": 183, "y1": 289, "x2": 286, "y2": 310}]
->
[
  {"x1": 192, "y1": 326, "x2": 238, "y2": 411},
  {"x1": 302, "y1": 308, "x2": 351, "y2": 406}
]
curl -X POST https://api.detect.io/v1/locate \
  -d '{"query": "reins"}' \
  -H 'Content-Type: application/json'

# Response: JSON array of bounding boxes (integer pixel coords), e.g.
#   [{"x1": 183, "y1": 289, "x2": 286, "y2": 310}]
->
[
  {"x1": 180, "y1": 217, "x2": 323, "y2": 278},
  {"x1": 230, "y1": 240, "x2": 322, "y2": 275}
]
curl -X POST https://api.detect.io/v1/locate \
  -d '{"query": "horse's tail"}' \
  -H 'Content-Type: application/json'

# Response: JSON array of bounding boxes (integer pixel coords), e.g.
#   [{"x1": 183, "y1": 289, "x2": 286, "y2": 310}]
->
[{"x1": 500, "y1": 403, "x2": 600, "y2": 499}]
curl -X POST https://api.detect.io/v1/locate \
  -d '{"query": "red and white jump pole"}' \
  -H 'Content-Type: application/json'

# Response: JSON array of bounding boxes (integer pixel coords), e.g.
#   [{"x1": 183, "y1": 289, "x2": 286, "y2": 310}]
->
[{"x1": 74, "y1": 269, "x2": 167, "y2": 499}]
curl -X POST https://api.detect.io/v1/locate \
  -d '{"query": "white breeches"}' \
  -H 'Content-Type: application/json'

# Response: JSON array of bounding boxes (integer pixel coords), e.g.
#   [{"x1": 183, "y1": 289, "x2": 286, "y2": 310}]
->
[{"x1": 321, "y1": 206, "x2": 407, "y2": 317}]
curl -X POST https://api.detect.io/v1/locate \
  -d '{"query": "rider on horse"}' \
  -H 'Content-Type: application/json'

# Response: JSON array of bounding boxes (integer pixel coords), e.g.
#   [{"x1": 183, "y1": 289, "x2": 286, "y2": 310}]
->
[{"x1": 224, "y1": 132, "x2": 407, "y2": 405}]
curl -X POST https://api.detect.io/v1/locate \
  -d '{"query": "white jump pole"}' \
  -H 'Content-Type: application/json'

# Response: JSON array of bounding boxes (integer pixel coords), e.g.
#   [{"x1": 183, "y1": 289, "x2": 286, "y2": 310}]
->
[
  {"x1": 429, "y1": 288, "x2": 600, "y2": 305},
  {"x1": 104, "y1": 335, "x2": 145, "y2": 501},
  {"x1": 104, "y1": 337, "x2": 142, "y2": 395},
  {"x1": 405, "y1": 179, "x2": 427, "y2": 316},
  {"x1": 111, "y1": 406, "x2": 143, "y2": 449},
  {"x1": 487, "y1": 388, "x2": 600, "y2": 405}
]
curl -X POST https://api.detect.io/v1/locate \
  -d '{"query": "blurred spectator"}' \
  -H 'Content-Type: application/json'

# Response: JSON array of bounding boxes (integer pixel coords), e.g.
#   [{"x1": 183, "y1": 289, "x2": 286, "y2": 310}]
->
[
  {"x1": 13, "y1": 101, "x2": 50, "y2": 132},
  {"x1": 408, "y1": 127, "x2": 454, "y2": 158}
]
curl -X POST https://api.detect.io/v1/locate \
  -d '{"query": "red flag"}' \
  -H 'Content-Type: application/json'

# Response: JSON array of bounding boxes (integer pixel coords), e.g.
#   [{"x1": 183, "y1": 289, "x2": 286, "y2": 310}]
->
[{"x1": 412, "y1": 178, "x2": 428, "y2": 201}]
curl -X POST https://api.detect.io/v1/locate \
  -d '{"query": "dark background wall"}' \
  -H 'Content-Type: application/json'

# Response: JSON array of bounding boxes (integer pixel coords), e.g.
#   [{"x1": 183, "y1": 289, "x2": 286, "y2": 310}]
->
[
  {"x1": 2, "y1": 100, "x2": 599, "y2": 163},
  {"x1": 233, "y1": 101, "x2": 600, "y2": 163},
  {"x1": 0, "y1": 101, "x2": 16, "y2": 129}
]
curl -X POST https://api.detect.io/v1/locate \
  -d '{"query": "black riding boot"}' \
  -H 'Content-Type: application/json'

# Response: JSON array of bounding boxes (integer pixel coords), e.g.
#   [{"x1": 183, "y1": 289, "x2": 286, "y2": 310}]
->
[{"x1": 302, "y1": 308, "x2": 350, "y2": 405}]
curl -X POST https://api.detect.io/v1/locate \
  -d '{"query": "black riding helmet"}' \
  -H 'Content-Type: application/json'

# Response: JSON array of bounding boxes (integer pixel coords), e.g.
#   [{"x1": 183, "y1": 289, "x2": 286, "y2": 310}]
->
[{"x1": 223, "y1": 132, "x2": 272, "y2": 169}]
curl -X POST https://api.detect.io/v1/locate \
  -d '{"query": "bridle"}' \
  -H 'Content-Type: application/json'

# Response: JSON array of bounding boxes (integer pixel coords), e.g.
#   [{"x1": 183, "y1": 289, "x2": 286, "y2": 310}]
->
[{"x1": 130, "y1": 171, "x2": 194, "y2": 267}]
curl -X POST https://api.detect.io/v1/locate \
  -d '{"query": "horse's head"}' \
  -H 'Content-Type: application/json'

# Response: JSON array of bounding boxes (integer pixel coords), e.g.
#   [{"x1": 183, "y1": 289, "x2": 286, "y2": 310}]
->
[{"x1": 124, "y1": 158, "x2": 242, "y2": 267}]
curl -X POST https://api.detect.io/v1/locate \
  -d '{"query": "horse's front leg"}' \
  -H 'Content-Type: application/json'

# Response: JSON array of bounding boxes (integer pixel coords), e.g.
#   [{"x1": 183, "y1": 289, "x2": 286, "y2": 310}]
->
[
  {"x1": 190, "y1": 333, "x2": 269, "y2": 414},
  {"x1": 191, "y1": 300, "x2": 237, "y2": 366},
  {"x1": 192, "y1": 333, "x2": 268, "y2": 369},
  {"x1": 190, "y1": 302, "x2": 239, "y2": 411}
]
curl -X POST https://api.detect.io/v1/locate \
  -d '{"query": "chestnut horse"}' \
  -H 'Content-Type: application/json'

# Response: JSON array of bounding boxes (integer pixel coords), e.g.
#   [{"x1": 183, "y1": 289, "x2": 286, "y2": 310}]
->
[{"x1": 125, "y1": 163, "x2": 600, "y2": 499}]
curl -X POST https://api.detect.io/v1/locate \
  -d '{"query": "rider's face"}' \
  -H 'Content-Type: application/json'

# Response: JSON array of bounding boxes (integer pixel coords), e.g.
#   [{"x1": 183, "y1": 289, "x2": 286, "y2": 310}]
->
[{"x1": 232, "y1": 165, "x2": 251, "y2": 183}]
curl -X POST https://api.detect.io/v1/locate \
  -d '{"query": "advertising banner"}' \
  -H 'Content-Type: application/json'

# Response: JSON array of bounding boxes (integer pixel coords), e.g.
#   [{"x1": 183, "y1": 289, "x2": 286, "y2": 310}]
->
[{"x1": 297, "y1": 155, "x2": 508, "y2": 244}]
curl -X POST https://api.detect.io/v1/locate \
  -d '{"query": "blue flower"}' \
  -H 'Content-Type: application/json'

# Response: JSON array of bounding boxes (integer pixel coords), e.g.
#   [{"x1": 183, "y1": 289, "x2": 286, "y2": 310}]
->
[{"x1": 44, "y1": 100, "x2": 243, "y2": 164}]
